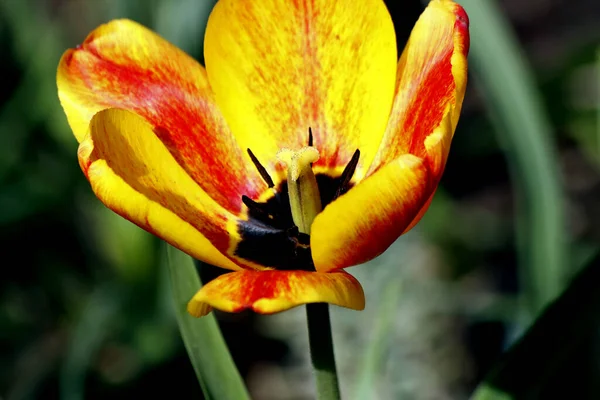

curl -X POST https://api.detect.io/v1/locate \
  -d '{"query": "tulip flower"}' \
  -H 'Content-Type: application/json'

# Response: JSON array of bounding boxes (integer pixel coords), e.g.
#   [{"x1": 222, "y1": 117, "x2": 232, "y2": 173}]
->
[{"x1": 57, "y1": 0, "x2": 469, "y2": 318}]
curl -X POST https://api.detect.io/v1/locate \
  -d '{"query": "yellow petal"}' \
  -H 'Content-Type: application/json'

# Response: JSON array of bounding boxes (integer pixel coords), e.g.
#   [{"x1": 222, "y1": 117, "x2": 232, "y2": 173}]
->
[
  {"x1": 188, "y1": 270, "x2": 364, "y2": 316},
  {"x1": 204, "y1": 0, "x2": 397, "y2": 179},
  {"x1": 311, "y1": 154, "x2": 431, "y2": 272},
  {"x1": 81, "y1": 108, "x2": 254, "y2": 271},
  {"x1": 57, "y1": 19, "x2": 264, "y2": 212},
  {"x1": 370, "y1": 0, "x2": 469, "y2": 179}
]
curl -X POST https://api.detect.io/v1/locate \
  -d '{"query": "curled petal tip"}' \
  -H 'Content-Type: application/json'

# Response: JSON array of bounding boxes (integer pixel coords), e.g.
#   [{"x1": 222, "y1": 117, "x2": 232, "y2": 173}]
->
[
  {"x1": 454, "y1": 4, "x2": 469, "y2": 29},
  {"x1": 430, "y1": 1, "x2": 470, "y2": 53},
  {"x1": 452, "y1": 3, "x2": 470, "y2": 54},
  {"x1": 187, "y1": 301, "x2": 213, "y2": 318}
]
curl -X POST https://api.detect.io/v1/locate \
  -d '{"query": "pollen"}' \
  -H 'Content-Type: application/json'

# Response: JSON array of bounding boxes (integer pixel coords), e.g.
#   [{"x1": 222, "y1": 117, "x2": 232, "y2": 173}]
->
[{"x1": 276, "y1": 146, "x2": 320, "y2": 181}]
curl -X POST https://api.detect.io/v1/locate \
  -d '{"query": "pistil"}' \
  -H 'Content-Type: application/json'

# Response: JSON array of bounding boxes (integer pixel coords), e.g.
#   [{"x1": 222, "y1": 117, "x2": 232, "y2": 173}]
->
[{"x1": 277, "y1": 146, "x2": 322, "y2": 234}]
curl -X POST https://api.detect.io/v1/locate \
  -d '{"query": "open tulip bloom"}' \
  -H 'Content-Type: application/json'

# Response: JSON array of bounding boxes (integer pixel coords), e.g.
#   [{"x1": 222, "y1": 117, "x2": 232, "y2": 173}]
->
[{"x1": 57, "y1": 0, "x2": 468, "y2": 318}]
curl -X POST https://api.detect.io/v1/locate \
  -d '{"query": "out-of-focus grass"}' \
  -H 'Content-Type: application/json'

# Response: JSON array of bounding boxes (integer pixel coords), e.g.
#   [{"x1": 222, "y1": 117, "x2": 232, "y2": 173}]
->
[
  {"x1": 353, "y1": 280, "x2": 402, "y2": 400},
  {"x1": 0, "y1": 0, "x2": 212, "y2": 398},
  {"x1": 457, "y1": 0, "x2": 567, "y2": 317},
  {"x1": 60, "y1": 285, "x2": 122, "y2": 400},
  {"x1": 461, "y1": 0, "x2": 600, "y2": 398},
  {"x1": 596, "y1": 49, "x2": 600, "y2": 161}
]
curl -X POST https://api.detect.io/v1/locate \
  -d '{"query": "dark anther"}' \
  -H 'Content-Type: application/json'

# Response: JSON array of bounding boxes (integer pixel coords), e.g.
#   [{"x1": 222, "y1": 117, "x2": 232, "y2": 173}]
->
[
  {"x1": 286, "y1": 225, "x2": 299, "y2": 237},
  {"x1": 285, "y1": 226, "x2": 310, "y2": 248},
  {"x1": 247, "y1": 148, "x2": 275, "y2": 188},
  {"x1": 242, "y1": 195, "x2": 275, "y2": 219},
  {"x1": 308, "y1": 127, "x2": 313, "y2": 147},
  {"x1": 334, "y1": 149, "x2": 360, "y2": 199},
  {"x1": 242, "y1": 195, "x2": 264, "y2": 213}
]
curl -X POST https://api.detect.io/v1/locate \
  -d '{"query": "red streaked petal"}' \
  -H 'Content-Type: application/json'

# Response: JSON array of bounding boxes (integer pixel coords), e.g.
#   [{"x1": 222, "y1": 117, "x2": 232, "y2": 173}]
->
[
  {"x1": 188, "y1": 270, "x2": 365, "y2": 316},
  {"x1": 311, "y1": 154, "x2": 431, "y2": 272},
  {"x1": 204, "y1": 0, "x2": 397, "y2": 179},
  {"x1": 370, "y1": 0, "x2": 469, "y2": 179},
  {"x1": 82, "y1": 108, "x2": 262, "y2": 272},
  {"x1": 57, "y1": 19, "x2": 263, "y2": 212}
]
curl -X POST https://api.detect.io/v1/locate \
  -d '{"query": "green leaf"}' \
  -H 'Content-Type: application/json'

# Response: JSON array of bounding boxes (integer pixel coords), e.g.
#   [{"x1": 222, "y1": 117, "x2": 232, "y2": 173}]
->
[
  {"x1": 166, "y1": 245, "x2": 250, "y2": 400},
  {"x1": 471, "y1": 254, "x2": 600, "y2": 399}
]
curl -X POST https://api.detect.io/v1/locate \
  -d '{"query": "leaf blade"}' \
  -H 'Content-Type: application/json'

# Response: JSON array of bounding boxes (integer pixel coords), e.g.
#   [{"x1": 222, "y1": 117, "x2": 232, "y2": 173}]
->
[{"x1": 166, "y1": 245, "x2": 250, "y2": 400}]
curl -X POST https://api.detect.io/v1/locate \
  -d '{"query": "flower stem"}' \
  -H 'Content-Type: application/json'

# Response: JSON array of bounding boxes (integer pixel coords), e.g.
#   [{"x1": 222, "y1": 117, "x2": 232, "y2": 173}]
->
[{"x1": 306, "y1": 303, "x2": 341, "y2": 400}]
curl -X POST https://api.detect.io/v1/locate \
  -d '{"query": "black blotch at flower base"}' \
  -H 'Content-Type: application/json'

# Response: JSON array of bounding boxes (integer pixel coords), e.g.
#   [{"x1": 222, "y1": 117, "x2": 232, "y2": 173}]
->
[{"x1": 236, "y1": 150, "x2": 359, "y2": 271}]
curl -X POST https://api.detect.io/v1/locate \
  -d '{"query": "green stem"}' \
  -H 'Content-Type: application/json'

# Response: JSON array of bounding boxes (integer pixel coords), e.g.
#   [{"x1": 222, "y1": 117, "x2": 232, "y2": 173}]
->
[{"x1": 306, "y1": 303, "x2": 341, "y2": 400}]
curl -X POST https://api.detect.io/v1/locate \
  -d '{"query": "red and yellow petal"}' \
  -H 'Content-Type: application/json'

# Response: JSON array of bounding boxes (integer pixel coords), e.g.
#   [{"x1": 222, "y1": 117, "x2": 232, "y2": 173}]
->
[
  {"x1": 188, "y1": 270, "x2": 364, "y2": 317},
  {"x1": 204, "y1": 0, "x2": 397, "y2": 180},
  {"x1": 57, "y1": 19, "x2": 263, "y2": 212},
  {"x1": 311, "y1": 154, "x2": 431, "y2": 272},
  {"x1": 370, "y1": 0, "x2": 469, "y2": 179},
  {"x1": 82, "y1": 108, "x2": 260, "y2": 271}
]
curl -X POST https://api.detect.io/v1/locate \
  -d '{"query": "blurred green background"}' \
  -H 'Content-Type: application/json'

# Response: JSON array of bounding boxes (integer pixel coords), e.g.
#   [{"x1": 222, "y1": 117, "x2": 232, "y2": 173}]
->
[{"x1": 1, "y1": 0, "x2": 599, "y2": 399}]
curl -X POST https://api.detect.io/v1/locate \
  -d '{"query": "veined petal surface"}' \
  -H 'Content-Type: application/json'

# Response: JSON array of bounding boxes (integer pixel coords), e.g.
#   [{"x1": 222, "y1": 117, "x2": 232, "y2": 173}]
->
[
  {"x1": 311, "y1": 154, "x2": 431, "y2": 272},
  {"x1": 58, "y1": 19, "x2": 263, "y2": 212},
  {"x1": 81, "y1": 109, "x2": 253, "y2": 271},
  {"x1": 188, "y1": 270, "x2": 365, "y2": 316},
  {"x1": 205, "y1": 0, "x2": 397, "y2": 180},
  {"x1": 370, "y1": 0, "x2": 469, "y2": 179},
  {"x1": 309, "y1": 0, "x2": 470, "y2": 267}
]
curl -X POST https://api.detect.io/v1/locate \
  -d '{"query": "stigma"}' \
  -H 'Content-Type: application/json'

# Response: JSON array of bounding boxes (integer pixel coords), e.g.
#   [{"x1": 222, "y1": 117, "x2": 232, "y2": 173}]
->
[{"x1": 276, "y1": 146, "x2": 322, "y2": 234}]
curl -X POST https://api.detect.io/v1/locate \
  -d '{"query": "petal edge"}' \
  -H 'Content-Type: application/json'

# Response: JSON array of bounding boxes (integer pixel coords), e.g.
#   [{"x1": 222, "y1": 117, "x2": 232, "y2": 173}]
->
[
  {"x1": 58, "y1": 18, "x2": 264, "y2": 212},
  {"x1": 188, "y1": 270, "x2": 365, "y2": 316},
  {"x1": 311, "y1": 154, "x2": 431, "y2": 272},
  {"x1": 205, "y1": 0, "x2": 397, "y2": 178},
  {"x1": 370, "y1": 0, "x2": 469, "y2": 178},
  {"x1": 82, "y1": 108, "x2": 245, "y2": 271}
]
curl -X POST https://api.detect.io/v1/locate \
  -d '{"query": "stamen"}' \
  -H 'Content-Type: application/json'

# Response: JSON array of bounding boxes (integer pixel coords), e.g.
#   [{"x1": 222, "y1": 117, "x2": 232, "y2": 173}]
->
[
  {"x1": 247, "y1": 148, "x2": 275, "y2": 188},
  {"x1": 334, "y1": 149, "x2": 360, "y2": 199},
  {"x1": 242, "y1": 195, "x2": 270, "y2": 216},
  {"x1": 308, "y1": 127, "x2": 313, "y2": 147}
]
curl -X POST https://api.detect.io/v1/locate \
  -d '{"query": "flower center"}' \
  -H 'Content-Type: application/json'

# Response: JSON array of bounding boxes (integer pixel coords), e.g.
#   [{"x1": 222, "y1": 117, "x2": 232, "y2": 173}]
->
[{"x1": 236, "y1": 129, "x2": 360, "y2": 271}]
